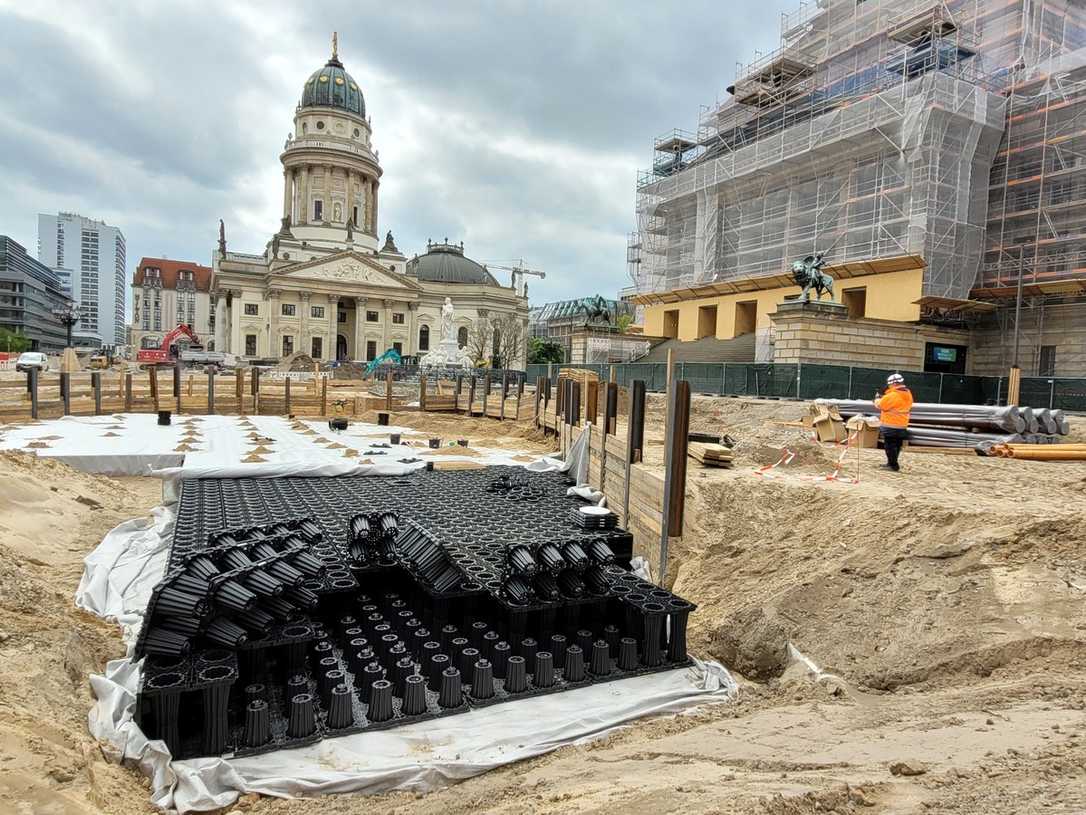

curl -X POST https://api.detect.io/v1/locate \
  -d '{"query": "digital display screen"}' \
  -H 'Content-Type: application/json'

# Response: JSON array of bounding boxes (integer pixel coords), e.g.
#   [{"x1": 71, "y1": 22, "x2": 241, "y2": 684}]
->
[{"x1": 932, "y1": 346, "x2": 958, "y2": 363}]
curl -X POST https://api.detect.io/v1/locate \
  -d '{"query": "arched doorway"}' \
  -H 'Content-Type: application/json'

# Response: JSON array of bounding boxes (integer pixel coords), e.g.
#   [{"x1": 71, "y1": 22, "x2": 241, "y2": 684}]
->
[
  {"x1": 336, "y1": 334, "x2": 348, "y2": 361},
  {"x1": 457, "y1": 326, "x2": 467, "y2": 348}
]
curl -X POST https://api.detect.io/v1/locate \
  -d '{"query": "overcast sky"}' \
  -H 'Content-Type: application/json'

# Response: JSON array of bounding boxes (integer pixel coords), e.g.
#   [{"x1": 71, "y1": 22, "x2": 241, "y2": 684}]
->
[{"x1": 0, "y1": 0, "x2": 793, "y2": 309}]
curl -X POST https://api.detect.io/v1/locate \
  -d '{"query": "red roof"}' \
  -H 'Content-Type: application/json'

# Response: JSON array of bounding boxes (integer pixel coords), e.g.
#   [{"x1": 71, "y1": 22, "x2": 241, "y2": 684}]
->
[{"x1": 133, "y1": 257, "x2": 213, "y2": 291}]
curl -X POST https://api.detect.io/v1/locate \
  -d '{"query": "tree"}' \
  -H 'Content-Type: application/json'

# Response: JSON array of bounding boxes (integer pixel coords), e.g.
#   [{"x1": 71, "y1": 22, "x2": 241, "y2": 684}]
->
[
  {"x1": 492, "y1": 312, "x2": 527, "y2": 370},
  {"x1": 615, "y1": 312, "x2": 634, "y2": 333},
  {"x1": 465, "y1": 317, "x2": 492, "y2": 367},
  {"x1": 0, "y1": 328, "x2": 31, "y2": 353},
  {"x1": 528, "y1": 336, "x2": 564, "y2": 364}
]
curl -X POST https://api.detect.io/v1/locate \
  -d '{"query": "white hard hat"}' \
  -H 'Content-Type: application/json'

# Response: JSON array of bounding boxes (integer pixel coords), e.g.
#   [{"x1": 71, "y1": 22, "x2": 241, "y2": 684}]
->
[{"x1": 887, "y1": 373, "x2": 904, "y2": 385}]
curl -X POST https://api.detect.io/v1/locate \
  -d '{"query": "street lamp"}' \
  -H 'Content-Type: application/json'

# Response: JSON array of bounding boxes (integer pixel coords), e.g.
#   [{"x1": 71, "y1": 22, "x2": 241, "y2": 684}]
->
[{"x1": 52, "y1": 302, "x2": 83, "y2": 349}]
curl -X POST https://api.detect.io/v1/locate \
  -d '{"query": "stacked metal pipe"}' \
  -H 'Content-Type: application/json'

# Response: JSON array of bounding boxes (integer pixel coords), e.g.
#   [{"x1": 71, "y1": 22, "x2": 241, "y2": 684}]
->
[{"x1": 816, "y1": 399, "x2": 1032, "y2": 434}]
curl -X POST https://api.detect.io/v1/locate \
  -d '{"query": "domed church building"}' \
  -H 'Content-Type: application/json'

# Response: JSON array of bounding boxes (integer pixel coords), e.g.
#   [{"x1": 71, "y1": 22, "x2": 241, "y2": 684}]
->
[{"x1": 210, "y1": 35, "x2": 527, "y2": 366}]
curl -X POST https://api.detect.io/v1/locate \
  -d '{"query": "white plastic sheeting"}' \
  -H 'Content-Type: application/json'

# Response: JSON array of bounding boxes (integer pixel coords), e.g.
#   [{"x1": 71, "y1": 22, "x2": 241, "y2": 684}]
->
[
  {"x1": 0, "y1": 414, "x2": 565, "y2": 477},
  {"x1": 89, "y1": 655, "x2": 735, "y2": 813}
]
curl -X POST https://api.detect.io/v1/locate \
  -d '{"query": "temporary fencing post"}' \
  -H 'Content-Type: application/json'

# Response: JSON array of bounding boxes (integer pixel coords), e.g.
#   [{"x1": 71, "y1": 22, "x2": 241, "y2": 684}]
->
[
  {"x1": 847, "y1": 366, "x2": 854, "y2": 399},
  {"x1": 623, "y1": 379, "x2": 646, "y2": 528},
  {"x1": 173, "y1": 360, "x2": 181, "y2": 399},
  {"x1": 419, "y1": 374, "x2": 428, "y2": 412},
  {"x1": 125, "y1": 373, "x2": 133, "y2": 412},
  {"x1": 938, "y1": 372, "x2": 945, "y2": 404},
  {"x1": 605, "y1": 382, "x2": 618, "y2": 434},
  {"x1": 92, "y1": 372, "x2": 102, "y2": 416},
  {"x1": 207, "y1": 370, "x2": 215, "y2": 414},
  {"x1": 500, "y1": 371, "x2": 507, "y2": 420},
  {"x1": 795, "y1": 362, "x2": 802, "y2": 400},
  {"x1": 385, "y1": 370, "x2": 393, "y2": 412},
  {"x1": 323, "y1": 375, "x2": 330, "y2": 416},
  {"x1": 660, "y1": 379, "x2": 690, "y2": 583},
  {"x1": 721, "y1": 364, "x2": 727, "y2": 396},
  {"x1": 149, "y1": 367, "x2": 158, "y2": 410},
  {"x1": 483, "y1": 373, "x2": 491, "y2": 418},
  {"x1": 1050, "y1": 378, "x2": 1056, "y2": 410},
  {"x1": 586, "y1": 379, "x2": 598, "y2": 426},
  {"x1": 29, "y1": 367, "x2": 38, "y2": 419}
]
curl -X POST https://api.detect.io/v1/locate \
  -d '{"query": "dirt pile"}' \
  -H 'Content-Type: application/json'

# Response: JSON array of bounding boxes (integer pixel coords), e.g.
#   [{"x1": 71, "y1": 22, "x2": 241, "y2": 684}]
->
[{"x1": 0, "y1": 452, "x2": 160, "y2": 814}]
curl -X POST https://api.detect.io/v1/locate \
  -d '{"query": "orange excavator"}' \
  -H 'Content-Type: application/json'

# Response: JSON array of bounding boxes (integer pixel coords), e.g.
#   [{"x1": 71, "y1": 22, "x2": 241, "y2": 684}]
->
[{"x1": 136, "y1": 324, "x2": 202, "y2": 367}]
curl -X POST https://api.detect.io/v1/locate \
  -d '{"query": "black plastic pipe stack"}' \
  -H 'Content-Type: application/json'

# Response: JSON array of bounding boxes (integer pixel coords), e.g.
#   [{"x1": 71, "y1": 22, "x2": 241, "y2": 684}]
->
[
  {"x1": 327, "y1": 685, "x2": 353, "y2": 729},
  {"x1": 641, "y1": 613, "x2": 664, "y2": 667},
  {"x1": 244, "y1": 700, "x2": 271, "y2": 748},
  {"x1": 150, "y1": 688, "x2": 182, "y2": 756},
  {"x1": 505, "y1": 656, "x2": 527, "y2": 693},
  {"x1": 534, "y1": 651, "x2": 555, "y2": 688},
  {"x1": 438, "y1": 667, "x2": 462, "y2": 708},
  {"x1": 576, "y1": 629, "x2": 594, "y2": 656},
  {"x1": 603, "y1": 624, "x2": 620, "y2": 658},
  {"x1": 459, "y1": 647, "x2": 480, "y2": 679},
  {"x1": 200, "y1": 668, "x2": 233, "y2": 755},
  {"x1": 393, "y1": 657, "x2": 415, "y2": 697},
  {"x1": 428, "y1": 653, "x2": 450, "y2": 688},
  {"x1": 667, "y1": 600, "x2": 692, "y2": 662},
  {"x1": 288, "y1": 693, "x2": 316, "y2": 738},
  {"x1": 564, "y1": 645, "x2": 585, "y2": 682},
  {"x1": 369, "y1": 680, "x2": 394, "y2": 722},
  {"x1": 471, "y1": 659, "x2": 494, "y2": 699},
  {"x1": 401, "y1": 674, "x2": 428, "y2": 715}
]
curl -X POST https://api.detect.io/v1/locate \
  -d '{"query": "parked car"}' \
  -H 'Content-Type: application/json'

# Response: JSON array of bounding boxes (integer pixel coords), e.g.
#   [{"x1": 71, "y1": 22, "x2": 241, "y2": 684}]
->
[{"x1": 15, "y1": 351, "x2": 49, "y2": 373}]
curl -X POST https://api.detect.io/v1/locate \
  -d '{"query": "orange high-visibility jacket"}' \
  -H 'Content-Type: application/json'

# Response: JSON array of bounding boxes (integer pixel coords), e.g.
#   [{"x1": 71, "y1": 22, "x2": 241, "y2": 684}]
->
[{"x1": 875, "y1": 384, "x2": 913, "y2": 428}]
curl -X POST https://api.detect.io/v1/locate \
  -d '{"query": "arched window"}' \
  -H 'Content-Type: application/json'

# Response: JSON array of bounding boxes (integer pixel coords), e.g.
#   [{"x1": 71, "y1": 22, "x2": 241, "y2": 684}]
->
[
  {"x1": 457, "y1": 326, "x2": 467, "y2": 348},
  {"x1": 418, "y1": 324, "x2": 430, "y2": 351}
]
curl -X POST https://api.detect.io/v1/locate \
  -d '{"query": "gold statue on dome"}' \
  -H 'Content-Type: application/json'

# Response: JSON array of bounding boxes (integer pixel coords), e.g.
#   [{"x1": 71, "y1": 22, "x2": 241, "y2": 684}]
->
[{"x1": 332, "y1": 32, "x2": 338, "y2": 60}]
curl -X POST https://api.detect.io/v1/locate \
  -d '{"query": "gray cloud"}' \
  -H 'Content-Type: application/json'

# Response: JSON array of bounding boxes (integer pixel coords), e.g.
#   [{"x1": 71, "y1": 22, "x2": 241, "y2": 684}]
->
[{"x1": 0, "y1": 0, "x2": 795, "y2": 308}]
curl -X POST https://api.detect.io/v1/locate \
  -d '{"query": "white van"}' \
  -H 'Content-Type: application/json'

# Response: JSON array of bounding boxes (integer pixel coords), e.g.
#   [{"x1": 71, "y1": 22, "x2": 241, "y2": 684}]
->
[{"x1": 15, "y1": 351, "x2": 49, "y2": 373}]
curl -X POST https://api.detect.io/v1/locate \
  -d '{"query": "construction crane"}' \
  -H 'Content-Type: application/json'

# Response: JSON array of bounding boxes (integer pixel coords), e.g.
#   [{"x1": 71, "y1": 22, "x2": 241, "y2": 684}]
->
[{"x1": 483, "y1": 260, "x2": 545, "y2": 297}]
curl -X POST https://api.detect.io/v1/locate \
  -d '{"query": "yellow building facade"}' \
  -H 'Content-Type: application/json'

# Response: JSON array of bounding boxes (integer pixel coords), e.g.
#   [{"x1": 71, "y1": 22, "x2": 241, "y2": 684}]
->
[{"x1": 640, "y1": 267, "x2": 924, "y2": 343}]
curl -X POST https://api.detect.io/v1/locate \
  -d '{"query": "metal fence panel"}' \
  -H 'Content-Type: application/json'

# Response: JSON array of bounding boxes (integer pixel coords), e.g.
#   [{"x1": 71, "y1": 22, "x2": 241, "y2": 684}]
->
[
  {"x1": 1052, "y1": 378, "x2": 1086, "y2": 411},
  {"x1": 683, "y1": 363, "x2": 725, "y2": 395},
  {"x1": 797, "y1": 363, "x2": 852, "y2": 400}
]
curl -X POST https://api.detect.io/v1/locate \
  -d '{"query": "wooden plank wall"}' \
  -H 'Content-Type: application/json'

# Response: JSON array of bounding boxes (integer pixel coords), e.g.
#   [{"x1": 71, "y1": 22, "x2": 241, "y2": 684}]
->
[{"x1": 0, "y1": 371, "x2": 387, "y2": 422}]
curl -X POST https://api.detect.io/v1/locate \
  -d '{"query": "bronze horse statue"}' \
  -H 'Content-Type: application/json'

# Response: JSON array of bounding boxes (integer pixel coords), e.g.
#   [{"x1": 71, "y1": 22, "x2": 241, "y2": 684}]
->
[
  {"x1": 791, "y1": 254, "x2": 834, "y2": 303},
  {"x1": 581, "y1": 295, "x2": 613, "y2": 326}
]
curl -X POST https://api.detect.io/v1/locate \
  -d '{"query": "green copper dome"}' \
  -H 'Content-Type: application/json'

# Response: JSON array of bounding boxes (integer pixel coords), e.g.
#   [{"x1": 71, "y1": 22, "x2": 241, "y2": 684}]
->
[{"x1": 300, "y1": 56, "x2": 365, "y2": 118}]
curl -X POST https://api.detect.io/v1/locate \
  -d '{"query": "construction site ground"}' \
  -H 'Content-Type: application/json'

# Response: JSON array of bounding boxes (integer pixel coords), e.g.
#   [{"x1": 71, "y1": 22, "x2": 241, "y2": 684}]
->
[{"x1": 0, "y1": 397, "x2": 1083, "y2": 814}]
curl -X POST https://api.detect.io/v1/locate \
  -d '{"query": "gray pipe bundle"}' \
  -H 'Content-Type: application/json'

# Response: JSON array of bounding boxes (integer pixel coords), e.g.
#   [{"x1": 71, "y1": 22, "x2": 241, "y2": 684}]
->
[
  {"x1": 903, "y1": 426, "x2": 1024, "y2": 449},
  {"x1": 1034, "y1": 408, "x2": 1059, "y2": 435},
  {"x1": 1052, "y1": 410, "x2": 1070, "y2": 435},
  {"x1": 816, "y1": 399, "x2": 1027, "y2": 434},
  {"x1": 1019, "y1": 406, "x2": 1039, "y2": 434}
]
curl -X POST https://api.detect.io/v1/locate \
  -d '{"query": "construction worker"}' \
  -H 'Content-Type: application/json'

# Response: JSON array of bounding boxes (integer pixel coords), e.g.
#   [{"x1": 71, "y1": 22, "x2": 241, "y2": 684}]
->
[{"x1": 875, "y1": 373, "x2": 913, "y2": 472}]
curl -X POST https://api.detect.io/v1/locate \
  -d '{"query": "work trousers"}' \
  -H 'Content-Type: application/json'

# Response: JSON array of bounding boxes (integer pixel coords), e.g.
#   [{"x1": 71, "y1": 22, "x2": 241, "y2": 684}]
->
[{"x1": 881, "y1": 426, "x2": 908, "y2": 470}]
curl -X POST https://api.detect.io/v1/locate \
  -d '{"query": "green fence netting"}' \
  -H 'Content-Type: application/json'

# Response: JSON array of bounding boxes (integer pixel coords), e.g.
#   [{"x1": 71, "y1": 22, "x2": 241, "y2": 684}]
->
[{"x1": 524, "y1": 362, "x2": 1081, "y2": 410}]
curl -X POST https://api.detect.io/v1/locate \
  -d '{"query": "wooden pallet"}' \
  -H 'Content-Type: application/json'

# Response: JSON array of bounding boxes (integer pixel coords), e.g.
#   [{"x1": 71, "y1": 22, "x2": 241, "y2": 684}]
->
[{"x1": 688, "y1": 441, "x2": 734, "y2": 468}]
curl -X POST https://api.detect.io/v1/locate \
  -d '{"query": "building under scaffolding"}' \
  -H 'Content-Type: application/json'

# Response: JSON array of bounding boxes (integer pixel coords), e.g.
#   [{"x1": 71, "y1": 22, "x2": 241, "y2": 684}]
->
[{"x1": 629, "y1": 0, "x2": 1086, "y2": 374}]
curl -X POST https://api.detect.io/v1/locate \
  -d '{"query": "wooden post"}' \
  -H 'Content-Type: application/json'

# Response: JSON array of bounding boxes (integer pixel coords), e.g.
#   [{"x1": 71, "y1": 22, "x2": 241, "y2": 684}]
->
[
  {"x1": 419, "y1": 374, "x2": 428, "y2": 411},
  {"x1": 454, "y1": 374, "x2": 462, "y2": 412},
  {"x1": 285, "y1": 376, "x2": 292, "y2": 415},
  {"x1": 543, "y1": 377, "x2": 551, "y2": 430},
  {"x1": 627, "y1": 380, "x2": 645, "y2": 464},
  {"x1": 570, "y1": 381, "x2": 581, "y2": 427},
  {"x1": 500, "y1": 371, "x2": 508, "y2": 420},
  {"x1": 1007, "y1": 366, "x2": 1022, "y2": 406},
  {"x1": 124, "y1": 373, "x2": 133, "y2": 412},
  {"x1": 609, "y1": 364, "x2": 616, "y2": 384},
  {"x1": 660, "y1": 380, "x2": 691, "y2": 582},
  {"x1": 385, "y1": 370, "x2": 393, "y2": 412},
  {"x1": 60, "y1": 372, "x2": 71, "y2": 415},
  {"x1": 467, "y1": 375, "x2": 477, "y2": 417},
  {"x1": 534, "y1": 376, "x2": 543, "y2": 426},
  {"x1": 605, "y1": 382, "x2": 618, "y2": 434},
  {"x1": 92, "y1": 372, "x2": 102, "y2": 416},
  {"x1": 322, "y1": 375, "x2": 329, "y2": 416},
  {"x1": 483, "y1": 373, "x2": 491, "y2": 418},
  {"x1": 514, "y1": 377, "x2": 522, "y2": 420},
  {"x1": 207, "y1": 370, "x2": 215, "y2": 414},
  {"x1": 187, "y1": 374, "x2": 194, "y2": 397},
  {"x1": 173, "y1": 361, "x2": 181, "y2": 398},
  {"x1": 29, "y1": 367, "x2": 38, "y2": 420},
  {"x1": 235, "y1": 368, "x2": 244, "y2": 412},
  {"x1": 149, "y1": 367, "x2": 159, "y2": 410},
  {"x1": 117, "y1": 372, "x2": 124, "y2": 399},
  {"x1": 253, "y1": 368, "x2": 261, "y2": 414},
  {"x1": 586, "y1": 380, "x2": 598, "y2": 426},
  {"x1": 665, "y1": 347, "x2": 674, "y2": 398}
]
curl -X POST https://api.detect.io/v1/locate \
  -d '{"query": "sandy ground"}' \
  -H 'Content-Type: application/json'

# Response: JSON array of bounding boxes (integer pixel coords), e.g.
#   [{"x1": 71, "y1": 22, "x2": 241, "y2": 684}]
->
[{"x1": 1, "y1": 398, "x2": 1084, "y2": 814}]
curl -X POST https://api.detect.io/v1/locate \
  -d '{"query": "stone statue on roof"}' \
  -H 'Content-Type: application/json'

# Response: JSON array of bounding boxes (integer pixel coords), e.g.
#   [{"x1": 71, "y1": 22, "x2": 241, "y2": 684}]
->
[{"x1": 218, "y1": 219, "x2": 226, "y2": 259}]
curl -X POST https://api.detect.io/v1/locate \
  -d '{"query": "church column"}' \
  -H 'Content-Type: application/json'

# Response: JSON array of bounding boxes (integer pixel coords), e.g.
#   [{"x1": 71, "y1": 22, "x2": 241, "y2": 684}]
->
[
  {"x1": 355, "y1": 297, "x2": 367, "y2": 361},
  {"x1": 229, "y1": 290, "x2": 243, "y2": 353},
  {"x1": 298, "y1": 166, "x2": 309, "y2": 223},
  {"x1": 363, "y1": 180, "x2": 373, "y2": 234},
  {"x1": 346, "y1": 171, "x2": 354, "y2": 227},
  {"x1": 382, "y1": 298, "x2": 392, "y2": 353},
  {"x1": 300, "y1": 291, "x2": 310, "y2": 356},
  {"x1": 324, "y1": 164, "x2": 333, "y2": 221},
  {"x1": 282, "y1": 169, "x2": 293, "y2": 222},
  {"x1": 327, "y1": 295, "x2": 340, "y2": 360},
  {"x1": 214, "y1": 292, "x2": 227, "y2": 352},
  {"x1": 267, "y1": 289, "x2": 281, "y2": 358},
  {"x1": 371, "y1": 181, "x2": 379, "y2": 233}
]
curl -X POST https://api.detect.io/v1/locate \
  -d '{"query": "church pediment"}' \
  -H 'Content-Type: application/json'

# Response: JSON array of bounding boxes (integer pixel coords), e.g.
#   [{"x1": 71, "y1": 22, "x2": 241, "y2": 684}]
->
[{"x1": 274, "y1": 251, "x2": 420, "y2": 290}]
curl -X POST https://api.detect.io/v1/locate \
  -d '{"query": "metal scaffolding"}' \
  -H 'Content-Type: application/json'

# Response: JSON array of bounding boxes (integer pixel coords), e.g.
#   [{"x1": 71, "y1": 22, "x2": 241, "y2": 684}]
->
[{"x1": 629, "y1": 0, "x2": 1086, "y2": 300}]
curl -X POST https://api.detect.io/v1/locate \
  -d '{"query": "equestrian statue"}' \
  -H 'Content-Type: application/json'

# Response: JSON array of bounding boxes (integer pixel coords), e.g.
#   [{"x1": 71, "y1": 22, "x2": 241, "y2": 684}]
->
[
  {"x1": 581, "y1": 294, "x2": 613, "y2": 326},
  {"x1": 791, "y1": 254, "x2": 835, "y2": 303}
]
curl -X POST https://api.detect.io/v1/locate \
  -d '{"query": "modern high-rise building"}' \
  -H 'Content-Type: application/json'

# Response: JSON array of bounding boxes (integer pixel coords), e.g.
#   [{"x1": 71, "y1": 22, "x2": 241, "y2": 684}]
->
[
  {"x1": 37, "y1": 212, "x2": 127, "y2": 349},
  {"x1": 629, "y1": 1, "x2": 1086, "y2": 376},
  {"x1": 0, "y1": 236, "x2": 73, "y2": 352}
]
